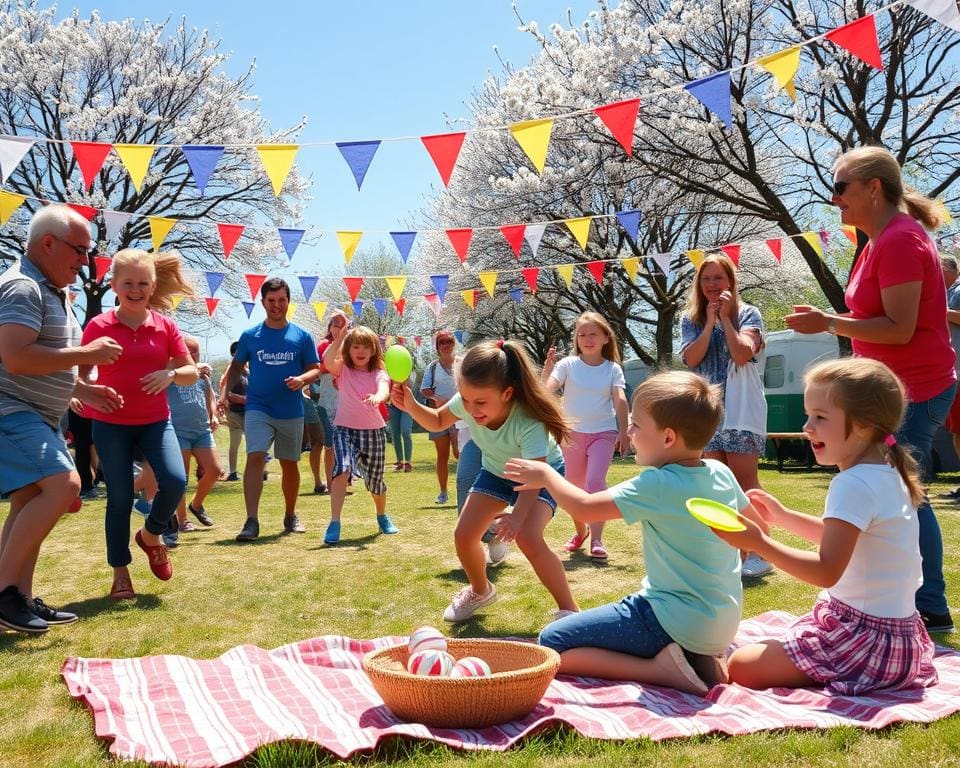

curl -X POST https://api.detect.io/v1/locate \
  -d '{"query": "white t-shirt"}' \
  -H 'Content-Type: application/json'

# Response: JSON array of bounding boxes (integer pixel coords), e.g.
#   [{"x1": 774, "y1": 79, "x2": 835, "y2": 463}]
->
[
  {"x1": 421, "y1": 359, "x2": 457, "y2": 402},
  {"x1": 549, "y1": 356, "x2": 625, "y2": 433},
  {"x1": 823, "y1": 463, "x2": 922, "y2": 618}
]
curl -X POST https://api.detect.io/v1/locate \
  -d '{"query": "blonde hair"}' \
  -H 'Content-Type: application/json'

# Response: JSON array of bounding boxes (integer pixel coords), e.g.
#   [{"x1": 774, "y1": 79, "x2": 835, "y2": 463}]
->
[
  {"x1": 572, "y1": 312, "x2": 621, "y2": 364},
  {"x1": 341, "y1": 325, "x2": 384, "y2": 370},
  {"x1": 459, "y1": 340, "x2": 570, "y2": 445},
  {"x1": 631, "y1": 370, "x2": 724, "y2": 450},
  {"x1": 833, "y1": 146, "x2": 944, "y2": 230},
  {"x1": 685, "y1": 254, "x2": 741, "y2": 328},
  {"x1": 111, "y1": 248, "x2": 194, "y2": 312},
  {"x1": 805, "y1": 357, "x2": 922, "y2": 506}
]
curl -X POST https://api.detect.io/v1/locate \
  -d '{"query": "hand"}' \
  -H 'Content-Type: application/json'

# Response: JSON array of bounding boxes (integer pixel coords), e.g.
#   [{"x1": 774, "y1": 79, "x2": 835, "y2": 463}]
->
[
  {"x1": 543, "y1": 345, "x2": 557, "y2": 378},
  {"x1": 81, "y1": 337, "x2": 123, "y2": 365},
  {"x1": 209, "y1": 416, "x2": 219, "y2": 432},
  {"x1": 745, "y1": 488, "x2": 787, "y2": 525},
  {"x1": 68, "y1": 397, "x2": 84, "y2": 415},
  {"x1": 717, "y1": 290, "x2": 735, "y2": 320},
  {"x1": 706, "y1": 301, "x2": 721, "y2": 325},
  {"x1": 79, "y1": 384, "x2": 124, "y2": 413},
  {"x1": 784, "y1": 306, "x2": 829, "y2": 334},
  {"x1": 615, "y1": 431, "x2": 631, "y2": 456},
  {"x1": 197, "y1": 362, "x2": 212, "y2": 378},
  {"x1": 363, "y1": 394, "x2": 380, "y2": 407},
  {"x1": 494, "y1": 512, "x2": 523, "y2": 543},
  {"x1": 331, "y1": 322, "x2": 349, "y2": 342},
  {"x1": 140, "y1": 369, "x2": 175, "y2": 395},
  {"x1": 390, "y1": 383, "x2": 410, "y2": 411},
  {"x1": 284, "y1": 375, "x2": 304, "y2": 391},
  {"x1": 502, "y1": 458, "x2": 550, "y2": 491},
  {"x1": 711, "y1": 514, "x2": 766, "y2": 552}
]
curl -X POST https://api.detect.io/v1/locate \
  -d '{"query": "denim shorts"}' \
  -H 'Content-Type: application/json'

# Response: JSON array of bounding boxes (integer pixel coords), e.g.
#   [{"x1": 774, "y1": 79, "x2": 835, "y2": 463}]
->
[
  {"x1": 175, "y1": 428, "x2": 215, "y2": 452},
  {"x1": 244, "y1": 409, "x2": 304, "y2": 461},
  {"x1": 303, "y1": 399, "x2": 320, "y2": 425},
  {"x1": 428, "y1": 424, "x2": 458, "y2": 441},
  {"x1": 0, "y1": 410, "x2": 75, "y2": 494},
  {"x1": 469, "y1": 459, "x2": 565, "y2": 512}
]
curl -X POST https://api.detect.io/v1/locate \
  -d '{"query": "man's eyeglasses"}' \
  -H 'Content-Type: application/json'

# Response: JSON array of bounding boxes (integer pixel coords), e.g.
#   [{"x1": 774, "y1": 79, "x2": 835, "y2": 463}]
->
[
  {"x1": 52, "y1": 235, "x2": 97, "y2": 258},
  {"x1": 832, "y1": 180, "x2": 851, "y2": 197}
]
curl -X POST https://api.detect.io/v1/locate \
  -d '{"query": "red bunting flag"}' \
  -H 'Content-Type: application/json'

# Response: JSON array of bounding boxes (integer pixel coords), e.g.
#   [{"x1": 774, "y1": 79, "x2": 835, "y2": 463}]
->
[
  {"x1": 500, "y1": 224, "x2": 526, "y2": 258},
  {"x1": 94, "y1": 256, "x2": 113, "y2": 280},
  {"x1": 825, "y1": 14, "x2": 883, "y2": 71},
  {"x1": 521, "y1": 267, "x2": 540, "y2": 293},
  {"x1": 70, "y1": 141, "x2": 112, "y2": 191},
  {"x1": 217, "y1": 223, "x2": 244, "y2": 258},
  {"x1": 205, "y1": 297, "x2": 219, "y2": 317},
  {"x1": 397, "y1": 336, "x2": 405, "y2": 345},
  {"x1": 420, "y1": 132, "x2": 466, "y2": 187},
  {"x1": 244, "y1": 273, "x2": 267, "y2": 300},
  {"x1": 586, "y1": 260, "x2": 606, "y2": 285},
  {"x1": 67, "y1": 203, "x2": 98, "y2": 221},
  {"x1": 343, "y1": 276, "x2": 364, "y2": 301},
  {"x1": 593, "y1": 98, "x2": 640, "y2": 157},
  {"x1": 394, "y1": 298, "x2": 406, "y2": 317},
  {"x1": 721, "y1": 244, "x2": 741, "y2": 266},
  {"x1": 766, "y1": 239, "x2": 782, "y2": 262},
  {"x1": 414, "y1": 335, "x2": 422, "y2": 347},
  {"x1": 445, "y1": 228, "x2": 473, "y2": 262}
]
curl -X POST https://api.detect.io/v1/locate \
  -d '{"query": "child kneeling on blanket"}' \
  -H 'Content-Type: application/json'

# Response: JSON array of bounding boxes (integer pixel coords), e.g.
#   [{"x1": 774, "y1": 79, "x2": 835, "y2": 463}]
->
[{"x1": 506, "y1": 370, "x2": 746, "y2": 695}]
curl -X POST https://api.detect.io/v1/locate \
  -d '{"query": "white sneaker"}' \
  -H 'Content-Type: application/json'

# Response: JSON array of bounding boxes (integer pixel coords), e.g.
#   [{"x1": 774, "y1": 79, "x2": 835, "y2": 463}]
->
[
  {"x1": 741, "y1": 553, "x2": 775, "y2": 579},
  {"x1": 443, "y1": 584, "x2": 498, "y2": 622},
  {"x1": 486, "y1": 538, "x2": 509, "y2": 567}
]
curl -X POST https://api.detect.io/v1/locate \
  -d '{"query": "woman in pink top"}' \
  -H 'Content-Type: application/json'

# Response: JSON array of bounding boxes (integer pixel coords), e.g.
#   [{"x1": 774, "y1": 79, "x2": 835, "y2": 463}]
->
[
  {"x1": 80, "y1": 249, "x2": 197, "y2": 600},
  {"x1": 786, "y1": 145, "x2": 956, "y2": 633}
]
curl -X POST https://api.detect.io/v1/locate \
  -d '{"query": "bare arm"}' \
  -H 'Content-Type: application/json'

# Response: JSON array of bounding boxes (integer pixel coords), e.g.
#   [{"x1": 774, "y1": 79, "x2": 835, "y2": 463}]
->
[
  {"x1": 322, "y1": 334, "x2": 345, "y2": 377},
  {"x1": 746, "y1": 488, "x2": 825, "y2": 544},
  {"x1": 0, "y1": 324, "x2": 123, "y2": 375},
  {"x1": 612, "y1": 385, "x2": 629, "y2": 454},
  {"x1": 503, "y1": 459, "x2": 621, "y2": 522},
  {"x1": 786, "y1": 282, "x2": 922, "y2": 344},
  {"x1": 679, "y1": 315, "x2": 716, "y2": 369}
]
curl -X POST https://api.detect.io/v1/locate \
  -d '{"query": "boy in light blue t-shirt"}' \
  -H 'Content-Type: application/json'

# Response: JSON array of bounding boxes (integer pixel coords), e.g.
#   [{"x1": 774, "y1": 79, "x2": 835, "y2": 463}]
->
[{"x1": 505, "y1": 370, "x2": 746, "y2": 696}]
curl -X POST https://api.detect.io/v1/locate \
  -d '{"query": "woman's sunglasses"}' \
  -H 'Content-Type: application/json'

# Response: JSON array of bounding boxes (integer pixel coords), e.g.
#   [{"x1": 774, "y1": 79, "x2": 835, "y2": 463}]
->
[{"x1": 832, "y1": 180, "x2": 851, "y2": 196}]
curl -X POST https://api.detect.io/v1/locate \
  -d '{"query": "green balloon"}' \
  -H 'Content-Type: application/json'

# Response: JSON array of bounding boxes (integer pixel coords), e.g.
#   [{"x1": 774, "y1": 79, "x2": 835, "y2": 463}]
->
[{"x1": 384, "y1": 344, "x2": 413, "y2": 383}]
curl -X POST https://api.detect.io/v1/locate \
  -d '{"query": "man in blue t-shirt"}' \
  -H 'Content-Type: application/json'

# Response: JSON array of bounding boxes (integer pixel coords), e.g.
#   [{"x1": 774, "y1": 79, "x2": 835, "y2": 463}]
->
[{"x1": 220, "y1": 278, "x2": 320, "y2": 542}]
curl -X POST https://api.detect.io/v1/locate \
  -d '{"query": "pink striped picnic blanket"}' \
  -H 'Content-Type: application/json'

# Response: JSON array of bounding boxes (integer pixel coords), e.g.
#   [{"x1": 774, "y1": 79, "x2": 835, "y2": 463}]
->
[{"x1": 62, "y1": 611, "x2": 960, "y2": 768}]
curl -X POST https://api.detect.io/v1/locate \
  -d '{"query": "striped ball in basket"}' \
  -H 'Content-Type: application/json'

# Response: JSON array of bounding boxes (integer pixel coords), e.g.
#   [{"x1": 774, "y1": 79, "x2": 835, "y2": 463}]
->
[
  {"x1": 450, "y1": 656, "x2": 491, "y2": 678},
  {"x1": 407, "y1": 625, "x2": 447, "y2": 655},
  {"x1": 407, "y1": 649, "x2": 455, "y2": 676},
  {"x1": 363, "y1": 638, "x2": 561, "y2": 728}
]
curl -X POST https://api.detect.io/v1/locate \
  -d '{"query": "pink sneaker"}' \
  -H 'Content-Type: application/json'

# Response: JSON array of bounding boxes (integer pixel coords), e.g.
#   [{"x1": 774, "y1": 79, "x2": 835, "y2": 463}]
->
[{"x1": 563, "y1": 531, "x2": 589, "y2": 553}]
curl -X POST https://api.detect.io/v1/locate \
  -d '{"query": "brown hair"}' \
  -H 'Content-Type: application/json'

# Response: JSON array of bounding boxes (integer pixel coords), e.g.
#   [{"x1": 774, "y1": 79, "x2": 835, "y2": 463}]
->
[
  {"x1": 341, "y1": 325, "x2": 384, "y2": 370},
  {"x1": 325, "y1": 310, "x2": 348, "y2": 341},
  {"x1": 684, "y1": 254, "x2": 740, "y2": 328},
  {"x1": 805, "y1": 357, "x2": 922, "y2": 505},
  {"x1": 572, "y1": 311, "x2": 621, "y2": 364},
  {"x1": 434, "y1": 329, "x2": 455, "y2": 352},
  {"x1": 111, "y1": 248, "x2": 195, "y2": 312},
  {"x1": 459, "y1": 340, "x2": 570, "y2": 445},
  {"x1": 630, "y1": 370, "x2": 723, "y2": 451},
  {"x1": 833, "y1": 146, "x2": 944, "y2": 230}
]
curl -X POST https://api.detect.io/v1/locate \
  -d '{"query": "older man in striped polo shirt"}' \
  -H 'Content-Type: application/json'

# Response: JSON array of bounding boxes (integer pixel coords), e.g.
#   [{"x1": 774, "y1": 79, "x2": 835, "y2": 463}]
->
[{"x1": 0, "y1": 205, "x2": 124, "y2": 634}]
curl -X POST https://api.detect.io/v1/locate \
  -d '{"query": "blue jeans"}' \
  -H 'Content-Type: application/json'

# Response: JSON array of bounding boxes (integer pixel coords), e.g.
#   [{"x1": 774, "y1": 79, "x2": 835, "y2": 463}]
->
[
  {"x1": 456, "y1": 439, "x2": 482, "y2": 515},
  {"x1": 898, "y1": 382, "x2": 956, "y2": 615},
  {"x1": 93, "y1": 419, "x2": 186, "y2": 568},
  {"x1": 539, "y1": 593, "x2": 673, "y2": 658},
  {"x1": 387, "y1": 404, "x2": 413, "y2": 463}
]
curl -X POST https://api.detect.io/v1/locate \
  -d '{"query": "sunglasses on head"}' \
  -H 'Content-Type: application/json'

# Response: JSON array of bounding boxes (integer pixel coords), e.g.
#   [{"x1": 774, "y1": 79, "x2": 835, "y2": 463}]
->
[{"x1": 832, "y1": 180, "x2": 851, "y2": 196}]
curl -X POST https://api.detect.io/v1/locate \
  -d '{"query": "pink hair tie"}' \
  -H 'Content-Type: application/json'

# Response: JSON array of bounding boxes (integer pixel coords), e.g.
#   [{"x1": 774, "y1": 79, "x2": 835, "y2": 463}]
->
[
  {"x1": 884, "y1": 434, "x2": 897, "y2": 447},
  {"x1": 496, "y1": 339, "x2": 505, "y2": 349}
]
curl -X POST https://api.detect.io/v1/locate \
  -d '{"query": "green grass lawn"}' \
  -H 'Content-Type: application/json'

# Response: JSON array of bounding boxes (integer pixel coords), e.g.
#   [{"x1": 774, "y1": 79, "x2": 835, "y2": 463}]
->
[{"x1": 1, "y1": 434, "x2": 959, "y2": 767}]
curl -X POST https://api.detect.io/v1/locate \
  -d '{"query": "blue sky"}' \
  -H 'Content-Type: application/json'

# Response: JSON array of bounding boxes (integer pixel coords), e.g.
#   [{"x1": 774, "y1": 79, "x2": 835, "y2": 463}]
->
[{"x1": 57, "y1": 1, "x2": 599, "y2": 355}]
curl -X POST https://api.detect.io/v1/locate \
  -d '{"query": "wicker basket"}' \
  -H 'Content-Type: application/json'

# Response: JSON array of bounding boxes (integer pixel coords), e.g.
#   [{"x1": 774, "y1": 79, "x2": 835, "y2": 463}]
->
[{"x1": 362, "y1": 638, "x2": 560, "y2": 728}]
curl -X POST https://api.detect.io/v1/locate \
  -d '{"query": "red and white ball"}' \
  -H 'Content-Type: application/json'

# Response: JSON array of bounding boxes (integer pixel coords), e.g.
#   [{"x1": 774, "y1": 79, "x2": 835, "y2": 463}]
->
[
  {"x1": 408, "y1": 625, "x2": 447, "y2": 656},
  {"x1": 407, "y1": 649, "x2": 455, "y2": 676},
  {"x1": 450, "y1": 656, "x2": 492, "y2": 678}
]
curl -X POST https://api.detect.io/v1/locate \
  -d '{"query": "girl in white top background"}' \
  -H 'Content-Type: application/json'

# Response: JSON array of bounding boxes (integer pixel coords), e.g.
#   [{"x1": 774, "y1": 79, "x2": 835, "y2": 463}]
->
[{"x1": 543, "y1": 312, "x2": 629, "y2": 561}]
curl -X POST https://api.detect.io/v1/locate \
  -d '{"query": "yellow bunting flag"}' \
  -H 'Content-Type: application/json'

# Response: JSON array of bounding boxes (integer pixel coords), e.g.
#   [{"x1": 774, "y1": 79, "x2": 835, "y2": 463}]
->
[
  {"x1": 622, "y1": 257, "x2": 639, "y2": 282},
  {"x1": 462, "y1": 289, "x2": 477, "y2": 309},
  {"x1": 564, "y1": 216, "x2": 593, "y2": 251},
  {"x1": 556, "y1": 264, "x2": 575, "y2": 289},
  {"x1": 0, "y1": 190, "x2": 26, "y2": 226},
  {"x1": 113, "y1": 144, "x2": 156, "y2": 193},
  {"x1": 479, "y1": 270, "x2": 498, "y2": 298},
  {"x1": 256, "y1": 144, "x2": 299, "y2": 196},
  {"x1": 802, "y1": 231, "x2": 823, "y2": 257},
  {"x1": 170, "y1": 295, "x2": 185, "y2": 311},
  {"x1": 312, "y1": 301, "x2": 328, "y2": 322},
  {"x1": 286, "y1": 303, "x2": 298, "y2": 321},
  {"x1": 686, "y1": 249, "x2": 705, "y2": 269},
  {"x1": 384, "y1": 276, "x2": 407, "y2": 300},
  {"x1": 343, "y1": 302, "x2": 354, "y2": 317},
  {"x1": 509, "y1": 118, "x2": 554, "y2": 174},
  {"x1": 149, "y1": 216, "x2": 176, "y2": 251},
  {"x1": 336, "y1": 231, "x2": 363, "y2": 265},
  {"x1": 758, "y1": 47, "x2": 801, "y2": 100},
  {"x1": 937, "y1": 199, "x2": 954, "y2": 227},
  {"x1": 385, "y1": 335, "x2": 394, "y2": 346}
]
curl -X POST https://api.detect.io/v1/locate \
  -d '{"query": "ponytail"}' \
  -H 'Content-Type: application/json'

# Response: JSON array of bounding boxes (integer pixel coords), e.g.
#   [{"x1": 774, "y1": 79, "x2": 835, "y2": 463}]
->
[{"x1": 885, "y1": 441, "x2": 924, "y2": 508}]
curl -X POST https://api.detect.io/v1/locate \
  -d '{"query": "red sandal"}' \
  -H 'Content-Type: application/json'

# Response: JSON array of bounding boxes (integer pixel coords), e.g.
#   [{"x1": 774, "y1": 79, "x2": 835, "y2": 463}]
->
[{"x1": 135, "y1": 530, "x2": 173, "y2": 581}]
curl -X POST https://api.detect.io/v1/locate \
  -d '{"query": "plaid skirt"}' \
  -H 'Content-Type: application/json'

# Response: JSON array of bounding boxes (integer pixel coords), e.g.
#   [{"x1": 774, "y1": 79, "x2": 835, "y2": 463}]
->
[{"x1": 782, "y1": 596, "x2": 938, "y2": 695}]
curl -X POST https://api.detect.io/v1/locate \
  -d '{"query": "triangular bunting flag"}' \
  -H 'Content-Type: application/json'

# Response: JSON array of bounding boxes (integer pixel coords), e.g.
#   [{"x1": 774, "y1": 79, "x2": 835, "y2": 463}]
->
[
  {"x1": 394, "y1": 298, "x2": 406, "y2": 317},
  {"x1": 524, "y1": 223, "x2": 546, "y2": 257},
  {"x1": 256, "y1": 144, "x2": 299, "y2": 196},
  {"x1": 453, "y1": 331, "x2": 465, "y2": 344},
  {"x1": 397, "y1": 336, "x2": 406, "y2": 346},
  {"x1": 445, "y1": 228, "x2": 473, "y2": 262},
  {"x1": 430, "y1": 275, "x2": 449, "y2": 303},
  {"x1": 205, "y1": 297, "x2": 219, "y2": 317},
  {"x1": 938, "y1": 200, "x2": 954, "y2": 227},
  {"x1": 113, "y1": 144, "x2": 156, "y2": 193},
  {"x1": 556, "y1": 264, "x2": 575, "y2": 289},
  {"x1": 758, "y1": 46, "x2": 801, "y2": 99},
  {"x1": 766, "y1": 238, "x2": 783, "y2": 262},
  {"x1": 286, "y1": 303, "x2": 298, "y2": 321},
  {"x1": 343, "y1": 276, "x2": 365, "y2": 302},
  {"x1": 204, "y1": 271, "x2": 225, "y2": 296},
  {"x1": 420, "y1": 132, "x2": 466, "y2": 187},
  {"x1": 373, "y1": 298, "x2": 388, "y2": 317},
  {"x1": 801, "y1": 231, "x2": 823, "y2": 257},
  {"x1": 586, "y1": 261, "x2": 606, "y2": 285},
  {"x1": 181, "y1": 145, "x2": 225, "y2": 195},
  {"x1": 311, "y1": 301, "x2": 328, "y2": 322},
  {"x1": 461, "y1": 290, "x2": 478, "y2": 309},
  {"x1": 686, "y1": 249, "x2": 705, "y2": 269},
  {"x1": 94, "y1": 256, "x2": 113, "y2": 281},
  {"x1": 652, "y1": 253, "x2": 671, "y2": 277},
  {"x1": 424, "y1": 293, "x2": 443, "y2": 318},
  {"x1": 509, "y1": 287, "x2": 523, "y2": 304},
  {"x1": 0, "y1": 191, "x2": 26, "y2": 226},
  {"x1": 67, "y1": 204, "x2": 97, "y2": 221},
  {"x1": 217, "y1": 223, "x2": 244, "y2": 258},
  {"x1": 384, "y1": 276, "x2": 407, "y2": 300},
  {"x1": 148, "y1": 216, "x2": 176, "y2": 251},
  {"x1": 684, "y1": 72, "x2": 732, "y2": 129},
  {"x1": 298, "y1": 275, "x2": 318, "y2": 302},
  {"x1": 721, "y1": 244, "x2": 741, "y2": 266},
  {"x1": 170, "y1": 295, "x2": 184, "y2": 311},
  {"x1": 825, "y1": 14, "x2": 884, "y2": 70},
  {"x1": 565, "y1": 216, "x2": 593, "y2": 251},
  {"x1": 593, "y1": 99, "x2": 640, "y2": 157},
  {"x1": 244, "y1": 274, "x2": 267, "y2": 300},
  {"x1": 242, "y1": 301, "x2": 255, "y2": 318},
  {"x1": 903, "y1": 0, "x2": 960, "y2": 32},
  {"x1": 336, "y1": 140, "x2": 381, "y2": 190},
  {"x1": 336, "y1": 231, "x2": 363, "y2": 265},
  {"x1": 414, "y1": 335, "x2": 422, "y2": 347},
  {"x1": 616, "y1": 209, "x2": 642, "y2": 244},
  {"x1": 509, "y1": 118, "x2": 554, "y2": 173},
  {"x1": 479, "y1": 270, "x2": 498, "y2": 297},
  {"x1": 500, "y1": 224, "x2": 526, "y2": 258},
  {"x1": 841, "y1": 226, "x2": 859, "y2": 246},
  {"x1": 389, "y1": 231, "x2": 416, "y2": 263},
  {"x1": 351, "y1": 300, "x2": 364, "y2": 317},
  {"x1": 0, "y1": 135, "x2": 34, "y2": 183},
  {"x1": 522, "y1": 267, "x2": 539, "y2": 293},
  {"x1": 278, "y1": 228, "x2": 305, "y2": 260},
  {"x1": 819, "y1": 230, "x2": 830, "y2": 247},
  {"x1": 622, "y1": 257, "x2": 639, "y2": 282},
  {"x1": 103, "y1": 210, "x2": 132, "y2": 242},
  {"x1": 70, "y1": 141, "x2": 112, "y2": 191}
]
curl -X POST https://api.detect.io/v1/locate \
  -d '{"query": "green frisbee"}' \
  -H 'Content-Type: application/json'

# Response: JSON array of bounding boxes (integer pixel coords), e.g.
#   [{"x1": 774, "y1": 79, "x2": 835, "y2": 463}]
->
[{"x1": 684, "y1": 498, "x2": 747, "y2": 532}]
